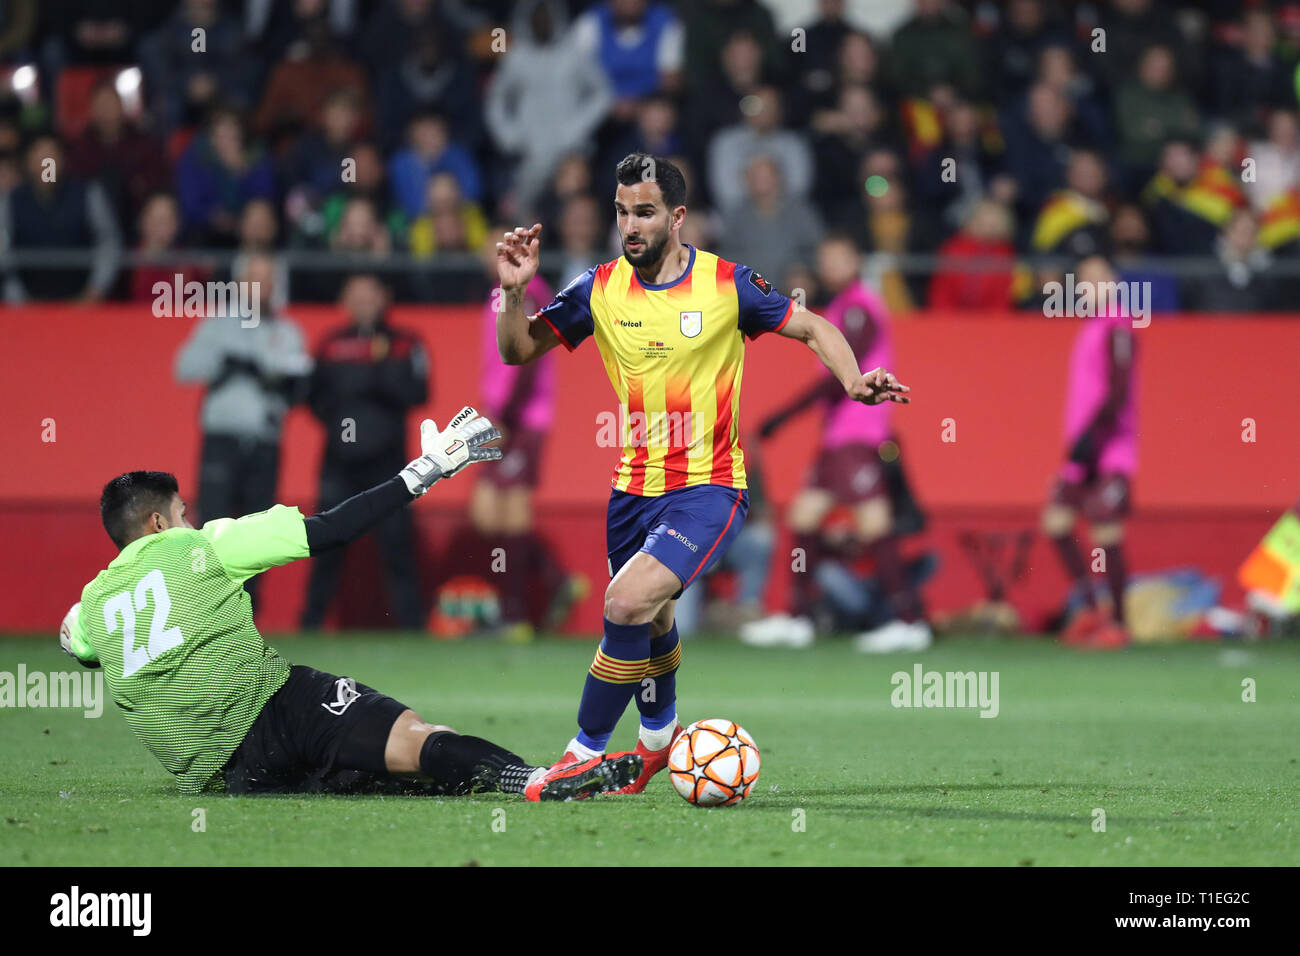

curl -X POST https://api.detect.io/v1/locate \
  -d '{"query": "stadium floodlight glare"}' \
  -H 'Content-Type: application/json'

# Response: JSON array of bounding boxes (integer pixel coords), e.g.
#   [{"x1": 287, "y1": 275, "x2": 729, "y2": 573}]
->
[
  {"x1": 11, "y1": 64, "x2": 36, "y2": 93},
  {"x1": 115, "y1": 67, "x2": 142, "y2": 97}
]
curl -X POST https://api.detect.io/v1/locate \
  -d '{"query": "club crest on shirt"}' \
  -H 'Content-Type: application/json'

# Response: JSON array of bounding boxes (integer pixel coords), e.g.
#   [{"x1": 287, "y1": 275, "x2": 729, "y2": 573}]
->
[{"x1": 680, "y1": 310, "x2": 702, "y2": 338}]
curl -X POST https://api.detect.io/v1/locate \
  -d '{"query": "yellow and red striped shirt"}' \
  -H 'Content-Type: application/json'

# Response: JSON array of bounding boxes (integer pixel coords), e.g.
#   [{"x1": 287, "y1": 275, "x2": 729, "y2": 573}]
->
[{"x1": 536, "y1": 245, "x2": 792, "y2": 496}]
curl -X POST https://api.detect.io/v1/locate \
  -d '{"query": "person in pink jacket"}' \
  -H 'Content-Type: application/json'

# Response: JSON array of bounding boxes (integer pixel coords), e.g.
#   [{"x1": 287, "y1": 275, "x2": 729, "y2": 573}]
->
[
  {"x1": 750, "y1": 233, "x2": 930, "y2": 653},
  {"x1": 473, "y1": 232, "x2": 583, "y2": 634},
  {"x1": 1042, "y1": 255, "x2": 1140, "y2": 649}
]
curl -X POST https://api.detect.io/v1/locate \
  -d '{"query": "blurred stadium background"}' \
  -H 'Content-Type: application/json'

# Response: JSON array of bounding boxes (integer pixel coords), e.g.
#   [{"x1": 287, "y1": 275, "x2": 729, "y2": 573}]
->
[{"x1": 1, "y1": 0, "x2": 1297, "y2": 641}]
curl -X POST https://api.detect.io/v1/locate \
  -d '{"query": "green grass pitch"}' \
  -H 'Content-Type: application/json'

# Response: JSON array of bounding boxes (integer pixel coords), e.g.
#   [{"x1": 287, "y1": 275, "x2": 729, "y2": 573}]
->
[{"x1": 2, "y1": 634, "x2": 1297, "y2": 866}]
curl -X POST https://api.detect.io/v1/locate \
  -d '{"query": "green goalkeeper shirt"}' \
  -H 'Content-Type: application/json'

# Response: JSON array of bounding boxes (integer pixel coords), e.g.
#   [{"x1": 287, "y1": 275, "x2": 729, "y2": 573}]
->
[{"x1": 65, "y1": 506, "x2": 311, "y2": 793}]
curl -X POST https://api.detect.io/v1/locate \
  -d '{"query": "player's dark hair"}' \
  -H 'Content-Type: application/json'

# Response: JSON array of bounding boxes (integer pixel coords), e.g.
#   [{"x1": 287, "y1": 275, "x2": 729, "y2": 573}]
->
[
  {"x1": 100, "y1": 471, "x2": 180, "y2": 550},
  {"x1": 615, "y1": 153, "x2": 687, "y2": 209}
]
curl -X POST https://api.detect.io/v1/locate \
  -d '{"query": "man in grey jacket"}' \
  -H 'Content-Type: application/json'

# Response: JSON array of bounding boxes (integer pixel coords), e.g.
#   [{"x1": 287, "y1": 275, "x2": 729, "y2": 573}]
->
[
  {"x1": 175, "y1": 252, "x2": 311, "y2": 603},
  {"x1": 484, "y1": 0, "x2": 612, "y2": 215}
]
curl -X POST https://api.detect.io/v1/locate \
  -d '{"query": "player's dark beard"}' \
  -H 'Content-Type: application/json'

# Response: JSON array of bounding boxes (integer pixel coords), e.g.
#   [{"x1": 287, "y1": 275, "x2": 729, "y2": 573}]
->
[{"x1": 622, "y1": 229, "x2": 668, "y2": 268}]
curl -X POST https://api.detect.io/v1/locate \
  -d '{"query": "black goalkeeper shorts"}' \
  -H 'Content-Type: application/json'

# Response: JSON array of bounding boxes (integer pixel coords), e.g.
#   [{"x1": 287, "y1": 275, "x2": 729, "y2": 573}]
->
[{"x1": 222, "y1": 665, "x2": 410, "y2": 795}]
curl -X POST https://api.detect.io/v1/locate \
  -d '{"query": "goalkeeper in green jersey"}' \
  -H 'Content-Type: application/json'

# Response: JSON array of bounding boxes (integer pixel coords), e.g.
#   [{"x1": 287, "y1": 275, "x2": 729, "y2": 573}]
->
[{"x1": 58, "y1": 406, "x2": 640, "y2": 801}]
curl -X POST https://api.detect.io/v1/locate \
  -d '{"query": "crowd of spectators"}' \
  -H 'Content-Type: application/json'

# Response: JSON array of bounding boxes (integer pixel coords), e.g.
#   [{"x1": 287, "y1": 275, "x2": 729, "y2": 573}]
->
[{"x1": 2, "y1": 0, "x2": 1300, "y2": 311}]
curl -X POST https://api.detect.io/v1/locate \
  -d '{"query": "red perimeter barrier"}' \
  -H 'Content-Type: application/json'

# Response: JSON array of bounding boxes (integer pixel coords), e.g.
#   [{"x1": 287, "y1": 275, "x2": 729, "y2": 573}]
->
[{"x1": 1, "y1": 304, "x2": 1297, "y2": 634}]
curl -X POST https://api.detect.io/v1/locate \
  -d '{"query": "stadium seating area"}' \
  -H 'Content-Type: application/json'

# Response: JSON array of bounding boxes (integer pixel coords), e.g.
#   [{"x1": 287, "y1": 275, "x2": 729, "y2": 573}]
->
[
  {"x1": 3, "y1": 0, "x2": 1300, "y2": 309},
  {"x1": 2, "y1": 0, "x2": 1298, "y2": 637}
]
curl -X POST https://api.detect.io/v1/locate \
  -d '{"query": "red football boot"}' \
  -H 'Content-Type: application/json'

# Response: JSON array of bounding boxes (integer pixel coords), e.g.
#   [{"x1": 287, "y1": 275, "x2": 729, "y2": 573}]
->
[
  {"x1": 607, "y1": 722, "x2": 684, "y2": 795},
  {"x1": 549, "y1": 751, "x2": 580, "y2": 771},
  {"x1": 1082, "y1": 620, "x2": 1131, "y2": 651},
  {"x1": 523, "y1": 753, "x2": 643, "y2": 802},
  {"x1": 1061, "y1": 606, "x2": 1102, "y2": 646}
]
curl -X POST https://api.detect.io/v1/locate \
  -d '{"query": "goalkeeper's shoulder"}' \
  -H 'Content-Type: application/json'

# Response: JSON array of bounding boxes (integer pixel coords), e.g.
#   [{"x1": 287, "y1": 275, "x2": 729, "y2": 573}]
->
[
  {"x1": 201, "y1": 503, "x2": 306, "y2": 534},
  {"x1": 199, "y1": 504, "x2": 311, "y2": 582}
]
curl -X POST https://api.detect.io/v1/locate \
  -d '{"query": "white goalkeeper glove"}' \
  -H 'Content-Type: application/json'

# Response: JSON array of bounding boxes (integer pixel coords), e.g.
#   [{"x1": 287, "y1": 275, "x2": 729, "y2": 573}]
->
[
  {"x1": 59, "y1": 601, "x2": 99, "y2": 668},
  {"x1": 399, "y1": 406, "x2": 502, "y2": 496},
  {"x1": 58, "y1": 602, "x2": 80, "y2": 657}
]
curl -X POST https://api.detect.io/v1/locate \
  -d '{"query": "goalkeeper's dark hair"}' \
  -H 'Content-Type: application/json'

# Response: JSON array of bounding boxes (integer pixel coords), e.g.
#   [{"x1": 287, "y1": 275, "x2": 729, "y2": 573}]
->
[
  {"x1": 100, "y1": 471, "x2": 180, "y2": 549},
  {"x1": 615, "y1": 153, "x2": 687, "y2": 209}
]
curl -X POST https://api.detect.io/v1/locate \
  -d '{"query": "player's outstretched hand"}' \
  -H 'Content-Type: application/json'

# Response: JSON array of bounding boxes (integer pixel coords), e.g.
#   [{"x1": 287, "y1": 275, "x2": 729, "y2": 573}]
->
[
  {"x1": 59, "y1": 602, "x2": 99, "y2": 668},
  {"x1": 400, "y1": 407, "x2": 502, "y2": 496},
  {"x1": 496, "y1": 224, "x2": 542, "y2": 291},
  {"x1": 757, "y1": 413, "x2": 785, "y2": 440},
  {"x1": 59, "y1": 602, "x2": 80, "y2": 658},
  {"x1": 432, "y1": 406, "x2": 503, "y2": 471},
  {"x1": 848, "y1": 367, "x2": 911, "y2": 406}
]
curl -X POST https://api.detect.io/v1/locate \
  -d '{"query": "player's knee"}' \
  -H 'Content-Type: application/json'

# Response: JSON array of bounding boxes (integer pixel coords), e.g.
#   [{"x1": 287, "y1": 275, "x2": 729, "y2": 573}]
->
[
  {"x1": 503, "y1": 489, "x2": 532, "y2": 534},
  {"x1": 1091, "y1": 522, "x2": 1124, "y2": 547},
  {"x1": 856, "y1": 498, "x2": 892, "y2": 542},
  {"x1": 787, "y1": 499, "x2": 824, "y2": 533},
  {"x1": 1042, "y1": 505, "x2": 1075, "y2": 537},
  {"x1": 384, "y1": 712, "x2": 456, "y2": 774},
  {"x1": 787, "y1": 512, "x2": 814, "y2": 534},
  {"x1": 604, "y1": 586, "x2": 651, "y2": 626},
  {"x1": 469, "y1": 485, "x2": 499, "y2": 533}
]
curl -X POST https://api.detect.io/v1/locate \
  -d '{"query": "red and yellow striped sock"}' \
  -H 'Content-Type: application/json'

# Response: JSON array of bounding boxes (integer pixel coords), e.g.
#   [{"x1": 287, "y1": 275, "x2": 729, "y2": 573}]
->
[{"x1": 575, "y1": 619, "x2": 650, "y2": 752}]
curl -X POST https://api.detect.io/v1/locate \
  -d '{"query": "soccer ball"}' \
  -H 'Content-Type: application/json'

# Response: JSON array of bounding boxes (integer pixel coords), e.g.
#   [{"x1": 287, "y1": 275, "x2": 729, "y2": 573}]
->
[{"x1": 668, "y1": 718, "x2": 760, "y2": 807}]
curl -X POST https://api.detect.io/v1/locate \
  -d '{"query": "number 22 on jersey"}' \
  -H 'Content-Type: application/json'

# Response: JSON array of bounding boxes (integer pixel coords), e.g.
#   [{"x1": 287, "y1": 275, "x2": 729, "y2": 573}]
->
[{"x1": 102, "y1": 568, "x2": 185, "y2": 677}]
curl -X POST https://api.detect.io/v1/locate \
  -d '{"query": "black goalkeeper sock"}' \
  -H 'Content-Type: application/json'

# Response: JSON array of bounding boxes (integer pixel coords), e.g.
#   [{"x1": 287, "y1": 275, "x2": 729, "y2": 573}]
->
[{"x1": 418, "y1": 732, "x2": 536, "y2": 794}]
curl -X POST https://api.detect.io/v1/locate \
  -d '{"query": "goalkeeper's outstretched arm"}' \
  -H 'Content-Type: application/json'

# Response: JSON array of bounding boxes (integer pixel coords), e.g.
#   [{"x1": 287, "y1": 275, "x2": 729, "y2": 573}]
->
[
  {"x1": 207, "y1": 407, "x2": 501, "y2": 578},
  {"x1": 58, "y1": 409, "x2": 501, "y2": 667},
  {"x1": 308, "y1": 408, "x2": 501, "y2": 553}
]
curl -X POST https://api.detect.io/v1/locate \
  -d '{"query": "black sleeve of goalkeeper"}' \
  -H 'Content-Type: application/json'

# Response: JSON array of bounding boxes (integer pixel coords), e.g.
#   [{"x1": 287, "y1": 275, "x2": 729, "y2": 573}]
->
[{"x1": 304, "y1": 476, "x2": 414, "y2": 554}]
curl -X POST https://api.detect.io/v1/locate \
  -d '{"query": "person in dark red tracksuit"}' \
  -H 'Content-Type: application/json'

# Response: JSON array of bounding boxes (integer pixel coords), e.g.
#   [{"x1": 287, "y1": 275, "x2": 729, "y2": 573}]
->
[{"x1": 301, "y1": 273, "x2": 430, "y2": 629}]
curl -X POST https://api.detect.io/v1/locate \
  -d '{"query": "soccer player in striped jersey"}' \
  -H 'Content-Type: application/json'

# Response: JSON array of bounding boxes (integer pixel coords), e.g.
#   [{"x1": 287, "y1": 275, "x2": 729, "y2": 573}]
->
[
  {"x1": 59, "y1": 409, "x2": 641, "y2": 800},
  {"x1": 495, "y1": 153, "x2": 912, "y2": 792}
]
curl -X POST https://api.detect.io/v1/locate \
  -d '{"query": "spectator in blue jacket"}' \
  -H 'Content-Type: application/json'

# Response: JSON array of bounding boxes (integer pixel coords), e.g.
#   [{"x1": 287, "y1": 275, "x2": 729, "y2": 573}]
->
[
  {"x1": 175, "y1": 108, "x2": 275, "y2": 246},
  {"x1": 387, "y1": 111, "x2": 483, "y2": 219},
  {"x1": 573, "y1": 0, "x2": 684, "y2": 124}
]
